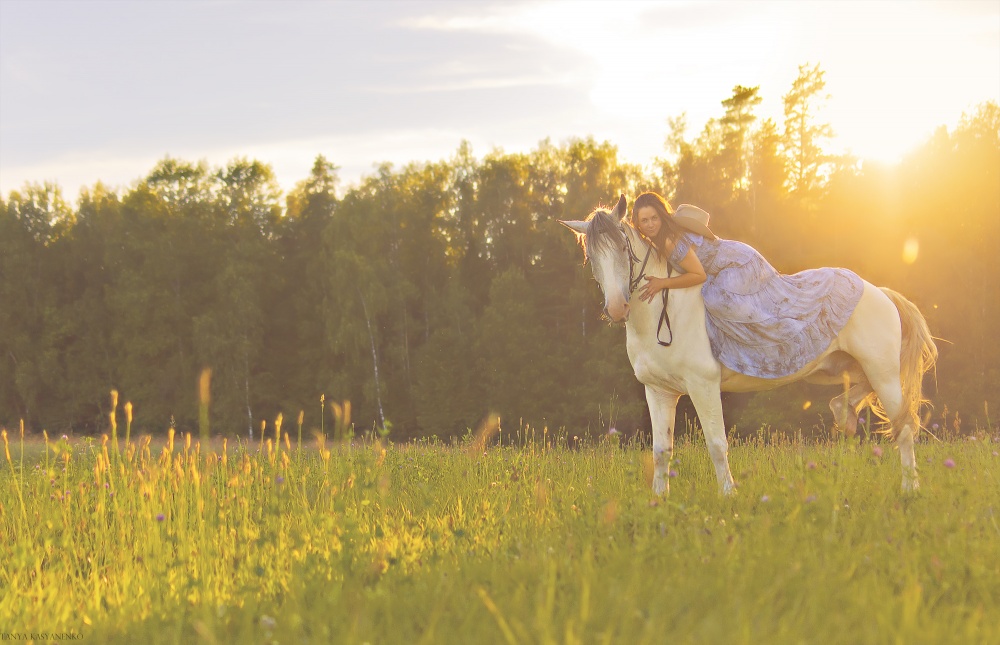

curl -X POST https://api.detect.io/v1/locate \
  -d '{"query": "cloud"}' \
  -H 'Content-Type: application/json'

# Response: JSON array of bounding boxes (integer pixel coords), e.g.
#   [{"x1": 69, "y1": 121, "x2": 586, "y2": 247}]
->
[
  {"x1": 2, "y1": 0, "x2": 997, "y2": 199},
  {"x1": 0, "y1": 0, "x2": 596, "y2": 198}
]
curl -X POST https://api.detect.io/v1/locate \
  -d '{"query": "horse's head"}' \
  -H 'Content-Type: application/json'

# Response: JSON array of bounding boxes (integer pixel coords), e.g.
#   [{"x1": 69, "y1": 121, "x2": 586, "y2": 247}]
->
[{"x1": 560, "y1": 194, "x2": 635, "y2": 323}]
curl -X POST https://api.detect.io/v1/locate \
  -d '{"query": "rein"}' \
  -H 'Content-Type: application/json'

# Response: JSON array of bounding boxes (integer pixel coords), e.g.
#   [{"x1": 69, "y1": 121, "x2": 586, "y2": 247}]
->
[{"x1": 622, "y1": 225, "x2": 673, "y2": 347}]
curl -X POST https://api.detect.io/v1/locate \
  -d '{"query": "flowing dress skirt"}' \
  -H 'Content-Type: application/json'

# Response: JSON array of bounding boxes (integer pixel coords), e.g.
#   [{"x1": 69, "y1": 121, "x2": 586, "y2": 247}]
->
[{"x1": 669, "y1": 234, "x2": 864, "y2": 379}]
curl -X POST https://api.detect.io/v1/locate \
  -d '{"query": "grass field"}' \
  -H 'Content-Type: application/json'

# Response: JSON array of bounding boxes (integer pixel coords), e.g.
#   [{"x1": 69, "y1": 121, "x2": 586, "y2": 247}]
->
[{"x1": 1, "y1": 423, "x2": 998, "y2": 645}]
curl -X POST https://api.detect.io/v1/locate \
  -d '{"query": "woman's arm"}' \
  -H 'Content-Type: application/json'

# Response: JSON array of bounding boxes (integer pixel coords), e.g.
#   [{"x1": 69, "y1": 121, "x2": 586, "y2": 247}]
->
[{"x1": 636, "y1": 248, "x2": 707, "y2": 303}]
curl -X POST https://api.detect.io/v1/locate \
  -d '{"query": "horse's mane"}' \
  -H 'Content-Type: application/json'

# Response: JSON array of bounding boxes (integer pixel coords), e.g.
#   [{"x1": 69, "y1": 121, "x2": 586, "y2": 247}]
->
[{"x1": 582, "y1": 208, "x2": 626, "y2": 263}]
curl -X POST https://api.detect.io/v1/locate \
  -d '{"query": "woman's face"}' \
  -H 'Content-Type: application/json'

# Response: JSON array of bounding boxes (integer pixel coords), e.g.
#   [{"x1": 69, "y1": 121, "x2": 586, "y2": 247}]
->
[{"x1": 636, "y1": 206, "x2": 662, "y2": 239}]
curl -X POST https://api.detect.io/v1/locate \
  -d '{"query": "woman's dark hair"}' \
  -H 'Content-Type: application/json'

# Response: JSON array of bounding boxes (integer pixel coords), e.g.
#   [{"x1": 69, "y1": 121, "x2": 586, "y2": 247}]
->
[{"x1": 631, "y1": 191, "x2": 685, "y2": 253}]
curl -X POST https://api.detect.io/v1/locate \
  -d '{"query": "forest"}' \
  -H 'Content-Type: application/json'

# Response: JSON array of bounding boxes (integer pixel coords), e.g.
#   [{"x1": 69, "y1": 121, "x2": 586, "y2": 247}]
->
[{"x1": 2, "y1": 66, "x2": 998, "y2": 440}]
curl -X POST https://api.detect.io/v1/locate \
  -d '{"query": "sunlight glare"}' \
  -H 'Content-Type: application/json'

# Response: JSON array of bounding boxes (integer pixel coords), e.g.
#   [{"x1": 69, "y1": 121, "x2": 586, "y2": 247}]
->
[
  {"x1": 902, "y1": 238, "x2": 919, "y2": 264},
  {"x1": 483, "y1": 1, "x2": 999, "y2": 164}
]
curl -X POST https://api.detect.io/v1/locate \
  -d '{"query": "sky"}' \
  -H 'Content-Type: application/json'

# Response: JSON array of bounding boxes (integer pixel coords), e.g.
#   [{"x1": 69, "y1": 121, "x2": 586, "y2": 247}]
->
[{"x1": 1, "y1": 0, "x2": 998, "y2": 202}]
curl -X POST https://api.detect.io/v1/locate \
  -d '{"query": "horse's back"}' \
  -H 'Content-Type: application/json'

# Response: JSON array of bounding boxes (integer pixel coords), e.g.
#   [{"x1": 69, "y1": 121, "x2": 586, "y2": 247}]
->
[{"x1": 717, "y1": 281, "x2": 899, "y2": 392}]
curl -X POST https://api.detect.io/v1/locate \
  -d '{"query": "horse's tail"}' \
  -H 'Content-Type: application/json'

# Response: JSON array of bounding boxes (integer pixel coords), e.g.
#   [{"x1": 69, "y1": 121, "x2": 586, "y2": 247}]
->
[{"x1": 878, "y1": 288, "x2": 939, "y2": 439}]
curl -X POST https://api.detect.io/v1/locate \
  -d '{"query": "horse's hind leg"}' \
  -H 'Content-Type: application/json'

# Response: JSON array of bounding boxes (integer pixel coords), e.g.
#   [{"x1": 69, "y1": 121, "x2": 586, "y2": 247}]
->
[
  {"x1": 841, "y1": 284, "x2": 918, "y2": 491},
  {"x1": 861, "y1": 366, "x2": 919, "y2": 492},
  {"x1": 829, "y1": 383, "x2": 872, "y2": 437},
  {"x1": 687, "y1": 382, "x2": 736, "y2": 495}
]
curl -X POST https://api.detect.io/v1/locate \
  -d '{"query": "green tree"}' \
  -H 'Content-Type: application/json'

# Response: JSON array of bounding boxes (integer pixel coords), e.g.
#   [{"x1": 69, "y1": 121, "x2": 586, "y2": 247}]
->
[
  {"x1": 277, "y1": 155, "x2": 341, "y2": 420},
  {"x1": 475, "y1": 269, "x2": 555, "y2": 430},
  {"x1": 782, "y1": 63, "x2": 834, "y2": 205},
  {"x1": 192, "y1": 159, "x2": 281, "y2": 436},
  {"x1": 720, "y1": 85, "x2": 763, "y2": 198},
  {"x1": 412, "y1": 280, "x2": 483, "y2": 437},
  {"x1": 745, "y1": 118, "x2": 789, "y2": 253},
  {"x1": 0, "y1": 184, "x2": 74, "y2": 428},
  {"x1": 105, "y1": 159, "x2": 219, "y2": 432},
  {"x1": 52, "y1": 183, "x2": 124, "y2": 431}
]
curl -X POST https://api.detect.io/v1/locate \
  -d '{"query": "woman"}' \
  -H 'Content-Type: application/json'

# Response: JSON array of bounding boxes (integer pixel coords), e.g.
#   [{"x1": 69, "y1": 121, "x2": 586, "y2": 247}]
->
[{"x1": 631, "y1": 191, "x2": 864, "y2": 379}]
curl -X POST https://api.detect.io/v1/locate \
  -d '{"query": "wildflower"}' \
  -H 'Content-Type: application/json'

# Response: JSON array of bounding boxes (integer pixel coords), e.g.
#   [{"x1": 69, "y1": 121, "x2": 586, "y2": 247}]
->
[
  {"x1": 872, "y1": 445, "x2": 883, "y2": 458},
  {"x1": 260, "y1": 615, "x2": 277, "y2": 630},
  {"x1": 156, "y1": 513, "x2": 165, "y2": 522},
  {"x1": 276, "y1": 476, "x2": 285, "y2": 484},
  {"x1": 932, "y1": 424, "x2": 939, "y2": 430},
  {"x1": 943, "y1": 458, "x2": 955, "y2": 468},
  {"x1": 608, "y1": 427, "x2": 620, "y2": 436},
  {"x1": 807, "y1": 461, "x2": 816, "y2": 470},
  {"x1": 668, "y1": 469, "x2": 678, "y2": 478},
  {"x1": 760, "y1": 495, "x2": 770, "y2": 502}
]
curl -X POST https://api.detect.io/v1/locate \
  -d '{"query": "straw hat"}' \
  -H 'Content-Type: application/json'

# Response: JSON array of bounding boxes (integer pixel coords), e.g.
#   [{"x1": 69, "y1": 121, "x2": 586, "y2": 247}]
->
[{"x1": 672, "y1": 204, "x2": 717, "y2": 241}]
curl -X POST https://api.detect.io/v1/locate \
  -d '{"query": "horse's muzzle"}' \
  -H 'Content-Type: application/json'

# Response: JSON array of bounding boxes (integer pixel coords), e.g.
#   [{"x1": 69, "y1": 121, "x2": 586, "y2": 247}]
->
[{"x1": 605, "y1": 302, "x2": 630, "y2": 323}]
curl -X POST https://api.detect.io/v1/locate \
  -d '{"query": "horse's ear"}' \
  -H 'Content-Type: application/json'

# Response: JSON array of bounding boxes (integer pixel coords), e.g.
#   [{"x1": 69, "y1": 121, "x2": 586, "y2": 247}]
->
[
  {"x1": 558, "y1": 220, "x2": 589, "y2": 235},
  {"x1": 614, "y1": 194, "x2": 627, "y2": 218}
]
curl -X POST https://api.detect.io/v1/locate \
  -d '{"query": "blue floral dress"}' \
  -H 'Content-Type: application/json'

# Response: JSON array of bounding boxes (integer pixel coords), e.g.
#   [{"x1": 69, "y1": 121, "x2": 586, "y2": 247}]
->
[{"x1": 669, "y1": 233, "x2": 864, "y2": 378}]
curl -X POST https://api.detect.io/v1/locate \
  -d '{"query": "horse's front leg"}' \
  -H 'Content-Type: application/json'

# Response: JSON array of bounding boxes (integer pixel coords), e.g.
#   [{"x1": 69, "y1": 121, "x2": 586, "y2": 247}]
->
[
  {"x1": 645, "y1": 385, "x2": 679, "y2": 495},
  {"x1": 687, "y1": 382, "x2": 736, "y2": 495}
]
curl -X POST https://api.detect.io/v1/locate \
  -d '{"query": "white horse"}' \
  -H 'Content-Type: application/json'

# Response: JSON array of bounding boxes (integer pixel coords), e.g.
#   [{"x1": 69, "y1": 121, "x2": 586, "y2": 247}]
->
[{"x1": 561, "y1": 196, "x2": 937, "y2": 495}]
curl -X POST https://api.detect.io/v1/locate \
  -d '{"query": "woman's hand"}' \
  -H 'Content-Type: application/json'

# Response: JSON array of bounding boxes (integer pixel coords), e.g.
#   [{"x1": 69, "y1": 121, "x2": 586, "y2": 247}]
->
[
  {"x1": 635, "y1": 249, "x2": 707, "y2": 304},
  {"x1": 637, "y1": 276, "x2": 666, "y2": 303}
]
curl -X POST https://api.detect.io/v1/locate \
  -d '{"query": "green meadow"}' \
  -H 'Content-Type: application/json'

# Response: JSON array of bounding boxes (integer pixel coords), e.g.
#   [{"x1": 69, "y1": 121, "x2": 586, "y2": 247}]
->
[{"x1": 1, "y1": 424, "x2": 998, "y2": 645}]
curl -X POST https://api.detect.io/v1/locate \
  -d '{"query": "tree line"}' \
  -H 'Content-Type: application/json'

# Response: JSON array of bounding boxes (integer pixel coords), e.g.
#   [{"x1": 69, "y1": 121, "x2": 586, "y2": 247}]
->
[{"x1": 2, "y1": 65, "x2": 997, "y2": 440}]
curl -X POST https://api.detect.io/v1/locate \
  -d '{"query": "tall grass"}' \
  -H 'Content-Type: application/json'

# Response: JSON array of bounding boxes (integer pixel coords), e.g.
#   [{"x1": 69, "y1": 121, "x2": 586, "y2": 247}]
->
[{"x1": 1, "y1": 422, "x2": 998, "y2": 644}]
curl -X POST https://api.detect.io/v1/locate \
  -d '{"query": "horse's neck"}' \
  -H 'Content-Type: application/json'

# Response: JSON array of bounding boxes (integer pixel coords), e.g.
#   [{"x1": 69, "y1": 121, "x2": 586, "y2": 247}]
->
[{"x1": 624, "y1": 243, "x2": 703, "y2": 342}]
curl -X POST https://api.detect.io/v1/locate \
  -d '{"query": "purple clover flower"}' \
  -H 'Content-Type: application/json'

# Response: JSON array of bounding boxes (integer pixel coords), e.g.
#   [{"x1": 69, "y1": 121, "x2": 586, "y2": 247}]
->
[
  {"x1": 872, "y1": 445, "x2": 883, "y2": 458},
  {"x1": 943, "y1": 458, "x2": 955, "y2": 468},
  {"x1": 156, "y1": 513, "x2": 165, "y2": 522}
]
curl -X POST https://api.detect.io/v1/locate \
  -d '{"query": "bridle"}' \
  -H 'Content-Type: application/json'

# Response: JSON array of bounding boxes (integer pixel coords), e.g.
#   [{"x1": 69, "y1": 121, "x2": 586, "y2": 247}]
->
[{"x1": 620, "y1": 224, "x2": 673, "y2": 347}]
